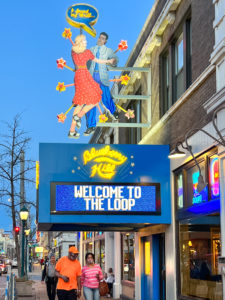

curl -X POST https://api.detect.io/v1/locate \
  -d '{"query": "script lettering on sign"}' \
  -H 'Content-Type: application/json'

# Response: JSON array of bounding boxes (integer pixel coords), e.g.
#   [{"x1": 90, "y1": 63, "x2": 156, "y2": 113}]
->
[{"x1": 83, "y1": 146, "x2": 127, "y2": 179}]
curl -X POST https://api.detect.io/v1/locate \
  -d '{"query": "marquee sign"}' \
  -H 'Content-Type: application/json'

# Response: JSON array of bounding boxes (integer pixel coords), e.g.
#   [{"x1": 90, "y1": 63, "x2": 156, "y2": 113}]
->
[
  {"x1": 51, "y1": 182, "x2": 160, "y2": 215},
  {"x1": 38, "y1": 143, "x2": 171, "y2": 231}
]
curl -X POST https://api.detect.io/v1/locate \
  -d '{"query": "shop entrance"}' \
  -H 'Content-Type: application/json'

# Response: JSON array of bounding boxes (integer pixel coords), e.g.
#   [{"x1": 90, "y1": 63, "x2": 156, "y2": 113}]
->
[{"x1": 141, "y1": 233, "x2": 166, "y2": 300}]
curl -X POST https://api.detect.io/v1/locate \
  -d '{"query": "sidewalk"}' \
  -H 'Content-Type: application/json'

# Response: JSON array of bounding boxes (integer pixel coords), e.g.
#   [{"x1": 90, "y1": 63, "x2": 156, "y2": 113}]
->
[{"x1": 29, "y1": 264, "x2": 118, "y2": 300}]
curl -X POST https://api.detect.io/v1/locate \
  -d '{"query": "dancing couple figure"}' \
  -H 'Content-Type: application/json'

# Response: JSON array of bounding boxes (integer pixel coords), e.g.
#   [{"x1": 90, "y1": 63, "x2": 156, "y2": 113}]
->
[{"x1": 68, "y1": 34, "x2": 115, "y2": 139}]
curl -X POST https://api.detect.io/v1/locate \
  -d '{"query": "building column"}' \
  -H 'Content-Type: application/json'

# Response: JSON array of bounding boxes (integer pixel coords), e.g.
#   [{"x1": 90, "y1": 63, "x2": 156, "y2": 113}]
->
[
  {"x1": 135, "y1": 233, "x2": 141, "y2": 300},
  {"x1": 113, "y1": 232, "x2": 121, "y2": 298},
  {"x1": 105, "y1": 232, "x2": 114, "y2": 274},
  {"x1": 79, "y1": 232, "x2": 84, "y2": 267}
]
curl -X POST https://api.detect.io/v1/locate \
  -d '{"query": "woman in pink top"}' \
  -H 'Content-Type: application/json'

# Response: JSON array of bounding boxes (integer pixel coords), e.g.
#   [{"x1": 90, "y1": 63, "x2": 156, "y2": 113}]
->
[{"x1": 81, "y1": 253, "x2": 103, "y2": 300}]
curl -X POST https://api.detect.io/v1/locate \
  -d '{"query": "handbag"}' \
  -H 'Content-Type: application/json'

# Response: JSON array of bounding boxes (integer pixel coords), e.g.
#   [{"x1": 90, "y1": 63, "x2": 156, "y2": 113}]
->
[{"x1": 99, "y1": 281, "x2": 109, "y2": 296}]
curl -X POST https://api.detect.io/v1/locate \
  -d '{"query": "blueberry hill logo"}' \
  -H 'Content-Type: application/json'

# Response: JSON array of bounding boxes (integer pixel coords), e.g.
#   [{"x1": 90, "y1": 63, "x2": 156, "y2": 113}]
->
[{"x1": 83, "y1": 146, "x2": 127, "y2": 179}]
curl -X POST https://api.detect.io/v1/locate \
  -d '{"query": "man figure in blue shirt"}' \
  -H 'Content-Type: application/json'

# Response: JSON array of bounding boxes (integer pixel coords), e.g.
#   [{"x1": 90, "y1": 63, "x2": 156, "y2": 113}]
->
[{"x1": 84, "y1": 32, "x2": 119, "y2": 136}]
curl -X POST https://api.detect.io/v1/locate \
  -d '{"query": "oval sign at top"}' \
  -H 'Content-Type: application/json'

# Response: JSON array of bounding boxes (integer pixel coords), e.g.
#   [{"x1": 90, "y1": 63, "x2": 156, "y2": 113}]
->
[{"x1": 66, "y1": 3, "x2": 98, "y2": 37}]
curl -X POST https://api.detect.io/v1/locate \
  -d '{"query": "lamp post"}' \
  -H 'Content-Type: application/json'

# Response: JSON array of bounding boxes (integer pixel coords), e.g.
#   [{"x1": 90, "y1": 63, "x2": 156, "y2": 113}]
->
[{"x1": 19, "y1": 206, "x2": 29, "y2": 278}]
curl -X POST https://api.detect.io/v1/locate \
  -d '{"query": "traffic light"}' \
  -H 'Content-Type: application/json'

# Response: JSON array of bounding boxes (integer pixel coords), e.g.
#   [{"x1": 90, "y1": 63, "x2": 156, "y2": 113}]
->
[{"x1": 15, "y1": 227, "x2": 20, "y2": 234}]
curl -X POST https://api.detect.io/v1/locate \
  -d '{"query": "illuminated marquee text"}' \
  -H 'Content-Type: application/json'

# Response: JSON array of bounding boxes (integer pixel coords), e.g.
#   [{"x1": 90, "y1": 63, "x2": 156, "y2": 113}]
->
[
  {"x1": 83, "y1": 146, "x2": 127, "y2": 179},
  {"x1": 74, "y1": 185, "x2": 141, "y2": 211}
]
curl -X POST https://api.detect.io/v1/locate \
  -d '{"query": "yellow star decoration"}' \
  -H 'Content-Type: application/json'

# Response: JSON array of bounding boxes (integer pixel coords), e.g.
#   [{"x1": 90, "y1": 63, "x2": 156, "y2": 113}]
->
[
  {"x1": 56, "y1": 82, "x2": 66, "y2": 92},
  {"x1": 62, "y1": 28, "x2": 72, "y2": 39},
  {"x1": 99, "y1": 114, "x2": 108, "y2": 123},
  {"x1": 121, "y1": 74, "x2": 130, "y2": 85},
  {"x1": 57, "y1": 113, "x2": 67, "y2": 123}
]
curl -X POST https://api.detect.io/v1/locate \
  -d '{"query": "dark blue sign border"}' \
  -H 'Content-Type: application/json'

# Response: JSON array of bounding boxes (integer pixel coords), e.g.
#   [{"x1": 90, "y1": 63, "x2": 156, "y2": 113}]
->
[{"x1": 50, "y1": 182, "x2": 161, "y2": 215}]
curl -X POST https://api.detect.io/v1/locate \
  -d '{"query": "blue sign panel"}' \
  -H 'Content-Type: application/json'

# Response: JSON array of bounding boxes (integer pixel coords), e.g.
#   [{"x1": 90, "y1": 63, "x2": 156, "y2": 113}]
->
[
  {"x1": 51, "y1": 182, "x2": 160, "y2": 214},
  {"x1": 38, "y1": 143, "x2": 171, "y2": 231}
]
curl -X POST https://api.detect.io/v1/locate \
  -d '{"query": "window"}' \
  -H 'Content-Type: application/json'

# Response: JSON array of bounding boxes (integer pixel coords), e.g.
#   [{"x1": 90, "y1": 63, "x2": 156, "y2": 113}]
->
[
  {"x1": 161, "y1": 17, "x2": 192, "y2": 116},
  {"x1": 94, "y1": 239, "x2": 105, "y2": 270},
  {"x1": 186, "y1": 162, "x2": 208, "y2": 206},
  {"x1": 175, "y1": 150, "x2": 222, "y2": 299},
  {"x1": 175, "y1": 152, "x2": 219, "y2": 210},
  {"x1": 162, "y1": 52, "x2": 170, "y2": 113},
  {"x1": 176, "y1": 172, "x2": 184, "y2": 209},
  {"x1": 179, "y1": 218, "x2": 222, "y2": 299},
  {"x1": 175, "y1": 34, "x2": 184, "y2": 100},
  {"x1": 122, "y1": 233, "x2": 135, "y2": 281}
]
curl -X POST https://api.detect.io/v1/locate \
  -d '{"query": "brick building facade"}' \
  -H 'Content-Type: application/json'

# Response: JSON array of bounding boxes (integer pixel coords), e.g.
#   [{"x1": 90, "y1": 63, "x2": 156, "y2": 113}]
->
[{"x1": 89, "y1": 0, "x2": 225, "y2": 299}]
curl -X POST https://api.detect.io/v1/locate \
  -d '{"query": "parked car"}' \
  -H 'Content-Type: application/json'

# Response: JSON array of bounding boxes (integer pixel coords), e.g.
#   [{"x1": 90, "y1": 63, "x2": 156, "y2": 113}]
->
[
  {"x1": 11, "y1": 258, "x2": 18, "y2": 268},
  {"x1": 0, "y1": 259, "x2": 8, "y2": 274}
]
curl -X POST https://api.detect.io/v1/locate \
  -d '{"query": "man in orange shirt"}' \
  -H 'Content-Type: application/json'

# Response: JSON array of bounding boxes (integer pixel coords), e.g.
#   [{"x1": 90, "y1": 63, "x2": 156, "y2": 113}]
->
[{"x1": 55, "y1": 246, "x2": 81, "y2": 299}]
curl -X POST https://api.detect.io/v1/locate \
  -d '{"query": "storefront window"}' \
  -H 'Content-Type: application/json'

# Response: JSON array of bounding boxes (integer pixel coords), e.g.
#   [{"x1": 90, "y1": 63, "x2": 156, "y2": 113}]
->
[
  {"x1": 86, "y1": 242, "x2": 93, "y2": 253},
  {"x1": 94, "y1": 240, "x2": 100, "y2": 265},
  {"x1": 100, "y1": 240, "x2": 105, "y2": 271},
  {"x1": 179, "y1": 216, "x2": 222, "y2": 299},
  {"x1": 209, "y1": 156, "x2": 220, "y2": 200},
  {"x1": 122, "y1": 233, "x2": 135, "y2": 281},
  {"x1": 177, "y1": 172, "x2": 184, "y2": 209},
  {"x1": 94, "y1": 240, "x2": 105, "y2": 270},
  {"x1": 186, "y1": 162, "x2": 208, "y2": 206}
]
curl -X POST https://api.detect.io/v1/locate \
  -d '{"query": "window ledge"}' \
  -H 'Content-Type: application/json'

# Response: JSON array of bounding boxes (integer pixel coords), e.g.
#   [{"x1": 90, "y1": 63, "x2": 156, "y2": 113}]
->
[{"x1": 139, "y1": 64, "x2": 216, "y2": 145}]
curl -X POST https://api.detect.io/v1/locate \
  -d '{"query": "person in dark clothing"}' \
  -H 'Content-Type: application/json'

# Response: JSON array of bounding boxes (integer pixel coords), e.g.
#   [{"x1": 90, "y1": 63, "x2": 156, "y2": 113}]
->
[{"x1": 42, "y1": 254, "x2": 57, "y2": 300}]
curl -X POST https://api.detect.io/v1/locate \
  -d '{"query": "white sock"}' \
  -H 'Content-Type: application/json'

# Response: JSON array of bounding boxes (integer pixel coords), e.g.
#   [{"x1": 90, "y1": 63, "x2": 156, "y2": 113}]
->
[{"x1": 69, "y1": 131, "x2": 74, "y2": 135}]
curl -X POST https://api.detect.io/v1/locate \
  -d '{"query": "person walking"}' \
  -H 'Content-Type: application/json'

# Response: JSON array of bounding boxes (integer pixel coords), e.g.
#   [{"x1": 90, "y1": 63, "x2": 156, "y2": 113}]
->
[
  {"x1": 106, "y1": 268, "x2": 114, "y2": 298},
  {"x1": 81, "y1": 252, "x2": 103, "y2": 300},
  {"x1": 41, "y1": 254, "x2": 57, "y2": 300},
  {"x1": 55, "y1": 246, "x2": 82, "y2": 300},
  {"x1": 84, "y1": 32, "x2": 119, "y2": 136}
]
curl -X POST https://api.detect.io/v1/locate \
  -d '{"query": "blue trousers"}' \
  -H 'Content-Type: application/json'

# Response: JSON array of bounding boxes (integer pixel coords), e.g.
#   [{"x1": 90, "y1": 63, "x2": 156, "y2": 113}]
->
[
  {"x1": 85, "y1": 72, "x2": 116, "y2": 128},
  {"x1": 83, "y1": 286, "x2": 99, "y2": 300}
]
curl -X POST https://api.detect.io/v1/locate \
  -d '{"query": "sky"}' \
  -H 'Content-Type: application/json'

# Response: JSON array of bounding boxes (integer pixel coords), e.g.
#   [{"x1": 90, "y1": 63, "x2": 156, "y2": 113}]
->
[{"x1": 0, "y1": 0, "x2": 155, "y2": 231}]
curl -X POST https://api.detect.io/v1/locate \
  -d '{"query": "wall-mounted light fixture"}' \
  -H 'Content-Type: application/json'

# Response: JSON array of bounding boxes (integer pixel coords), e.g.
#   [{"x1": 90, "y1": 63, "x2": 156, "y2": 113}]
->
[{"x1": 169, "y1": 105, "x2": 225, "y2": 193}]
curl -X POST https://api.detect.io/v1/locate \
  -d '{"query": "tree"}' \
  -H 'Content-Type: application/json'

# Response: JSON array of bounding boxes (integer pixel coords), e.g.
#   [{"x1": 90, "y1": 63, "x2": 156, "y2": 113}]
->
[{"x1": 0, "y1": 114, "x2": 35, "y2": 276}]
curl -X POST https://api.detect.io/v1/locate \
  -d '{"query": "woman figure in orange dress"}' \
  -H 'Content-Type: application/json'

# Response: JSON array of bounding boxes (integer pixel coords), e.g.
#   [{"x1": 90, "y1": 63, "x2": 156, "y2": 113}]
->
[{"x1": 69, "y1": 35, "x2": 114, "y2": 138}]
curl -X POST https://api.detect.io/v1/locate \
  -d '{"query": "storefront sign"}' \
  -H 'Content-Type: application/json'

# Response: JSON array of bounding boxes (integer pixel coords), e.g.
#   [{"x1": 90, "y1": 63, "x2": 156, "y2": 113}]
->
[
  {"x1": 83, "y1": 146, "x2": 127, "y2": 179},
  {"x1": 51, "y1": 182, "x2": 160, "y2": 214},
  {"x1": 66, "y1": 3, "x2": 98, "y2": 37},
  {"x1": 38, "y1": 143, "x2": 171, "y2": 231},
  {"x1": 35, "y1": 247, "x2": 43, "y2": 253}
]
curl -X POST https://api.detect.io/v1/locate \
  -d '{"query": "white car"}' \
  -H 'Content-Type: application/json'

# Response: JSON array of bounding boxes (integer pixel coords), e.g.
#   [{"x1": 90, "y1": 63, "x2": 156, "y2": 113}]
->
[{"x1": 11, "y1": 258, "x2": 18, "y2": 268}]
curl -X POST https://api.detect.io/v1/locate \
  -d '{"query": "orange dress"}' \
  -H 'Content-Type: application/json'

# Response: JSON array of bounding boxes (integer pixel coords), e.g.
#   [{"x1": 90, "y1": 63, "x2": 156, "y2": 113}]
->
[{"x1": 72, "y1": 49, "x2": 102, "y2": 105}]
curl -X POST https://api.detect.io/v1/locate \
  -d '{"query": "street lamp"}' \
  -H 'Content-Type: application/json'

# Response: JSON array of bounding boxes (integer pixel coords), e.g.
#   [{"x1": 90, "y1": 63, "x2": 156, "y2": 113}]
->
[
  {"x1": 19, "y1": 206, "x2": 29, "y2": 278},
  {"x1": 168, "y1": 105, "x2": 225, "y2": 192},
  {"x1": 25, "y1": 229, "x2": 30, "y2": 276}
]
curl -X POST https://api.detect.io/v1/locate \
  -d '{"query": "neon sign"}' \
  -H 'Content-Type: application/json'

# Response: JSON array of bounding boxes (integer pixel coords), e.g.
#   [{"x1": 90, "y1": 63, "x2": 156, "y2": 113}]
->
[
  {"x1": 192, "y1": 171, "x2": 208, "y2": 204},
  {"x1": 177, "y1": 173, "x2": 183, "y2": 208},
  {"x1": 83, "y1": 146, "x2": 127, "y2": 179},
  {"x1": 210, "y1": 157, "x2": 220, "y2": 199}
]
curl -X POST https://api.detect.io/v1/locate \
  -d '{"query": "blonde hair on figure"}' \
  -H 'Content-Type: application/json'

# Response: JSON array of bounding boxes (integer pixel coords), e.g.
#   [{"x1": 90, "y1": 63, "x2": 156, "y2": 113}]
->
[{"x1": 72, "y1": 34, "x2": 87, "y2": 54}]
